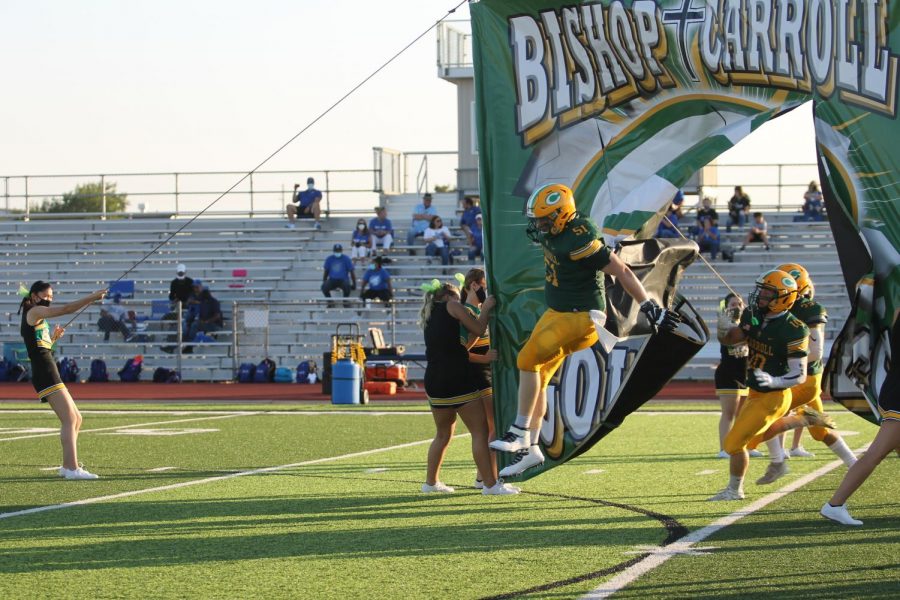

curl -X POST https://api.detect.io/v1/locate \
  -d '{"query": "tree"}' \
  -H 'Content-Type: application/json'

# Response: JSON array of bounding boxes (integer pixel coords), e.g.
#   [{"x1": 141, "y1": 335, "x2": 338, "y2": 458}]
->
[
  {"x1": 37, "y1": 181, "x2": 127, "y2": 214},
  {"x1": 434, "y1": 184, "x2": 456, "y2": 193}
]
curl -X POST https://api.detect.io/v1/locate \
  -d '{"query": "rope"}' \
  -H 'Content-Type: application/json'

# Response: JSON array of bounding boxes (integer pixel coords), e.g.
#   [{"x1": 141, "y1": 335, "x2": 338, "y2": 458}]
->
[
  {"x1": 662, "y1": 214, "x2": 740, "y2": 298},
  {"x1": 58, "y1": 0, "x2": 470, "y2": 329}
]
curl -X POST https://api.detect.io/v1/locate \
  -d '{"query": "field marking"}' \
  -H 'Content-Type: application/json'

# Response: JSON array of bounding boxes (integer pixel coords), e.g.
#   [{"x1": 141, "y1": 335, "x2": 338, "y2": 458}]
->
[
  {"x1": 0, "y1": 413, "x2": 257, "y2": 442},
  {"x1": 147, "y1": 467, "x2": 178, "y2": 472},
  {"x1": 695, "y1": 469, "x2": 718, "y2": 476},
  {"x1": 584, "y1": 469, "x2": 606, "y2": 475},
  {"x1": 0, "y1": 434, "x2": 470, "y2": 521},
  {"x1": 581, "y1": 444, "x2": 870, "y2": 599},
  {"x1": 99, "y1": 428, "x2": 220, "y2": 437}
]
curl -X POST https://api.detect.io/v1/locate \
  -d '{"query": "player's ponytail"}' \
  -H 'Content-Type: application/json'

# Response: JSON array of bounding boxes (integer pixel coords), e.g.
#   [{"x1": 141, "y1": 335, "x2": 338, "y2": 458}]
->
[{"x1": 18, "y1": 280, "x2": 50, "y2": 315}]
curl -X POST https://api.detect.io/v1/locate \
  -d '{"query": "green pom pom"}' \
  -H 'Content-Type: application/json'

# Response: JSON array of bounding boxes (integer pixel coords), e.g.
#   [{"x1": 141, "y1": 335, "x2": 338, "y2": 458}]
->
[{"x1": 17, "y1": 284, "x2": 30, "y2": 298}]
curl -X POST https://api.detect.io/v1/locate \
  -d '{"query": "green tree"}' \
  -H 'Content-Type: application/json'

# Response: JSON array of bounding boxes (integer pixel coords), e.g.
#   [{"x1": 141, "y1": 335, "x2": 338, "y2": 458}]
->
[
  {"x1": 434, "y1": 184, "x2": 456, "y2": 193},
  {"x1": 37, "y1": 181, "x2": 127, "y2": 213}
]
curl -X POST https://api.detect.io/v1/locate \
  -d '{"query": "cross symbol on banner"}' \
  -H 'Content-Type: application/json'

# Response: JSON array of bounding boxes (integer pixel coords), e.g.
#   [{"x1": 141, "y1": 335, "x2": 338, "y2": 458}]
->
[{"x1": 662, "y1": 0, "x2": 706, "y2": 81}]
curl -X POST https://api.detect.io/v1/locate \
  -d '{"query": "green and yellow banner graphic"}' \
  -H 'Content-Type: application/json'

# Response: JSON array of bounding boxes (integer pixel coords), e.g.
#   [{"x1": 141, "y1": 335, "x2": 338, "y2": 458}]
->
[{"x1": 472, "y1": 0, "x2": 900, "y2": 474}]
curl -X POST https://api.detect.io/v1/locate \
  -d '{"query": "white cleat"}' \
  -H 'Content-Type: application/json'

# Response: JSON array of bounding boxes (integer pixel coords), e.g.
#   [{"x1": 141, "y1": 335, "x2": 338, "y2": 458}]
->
[
  {"x1": 717, "y1": 450, "x2": 730, "y2": 459},
  {"x1": 707, "y1": 487, "x2": 745, "y2": 501},
  {"x1": 498, "y1": 445, "x2": 545, "y2": 478},
  {"x1": 789, "y1": 446, "x2": 815, "y2": 458},
  {"x1": 821, "y1": 502, "x2": 863, "y2": 526},
  {"x1": 62, "y1": 467, "x2": 99, "y2": 480},
  {"x1": 489, "y1": 425, "x2": 530, "y2": 453},
  {"x1": 482, "y1": 481, "x2": 520, "y2": 495},
  {"x1": 756, "y1": 460, "x2": 789, "y2": 485},
  {"x1": 421, "y1": 481, "x2": 454, "y2": 494}
]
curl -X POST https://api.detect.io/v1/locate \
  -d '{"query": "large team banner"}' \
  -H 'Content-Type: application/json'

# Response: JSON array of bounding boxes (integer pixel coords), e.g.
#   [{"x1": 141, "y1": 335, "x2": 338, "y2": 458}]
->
[{"x1": 471, "y1": 0, "x2": 900, "y2": 475}]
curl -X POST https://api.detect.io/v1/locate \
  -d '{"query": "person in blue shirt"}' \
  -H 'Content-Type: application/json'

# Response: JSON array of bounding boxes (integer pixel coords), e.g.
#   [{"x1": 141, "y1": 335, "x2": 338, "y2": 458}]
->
[
  {"x1": 360, "y1": 256, "x2": 393, "y2": 303},
  {"x1": 287, "y1": 176, "x2": 322, "y2": 230},
  {"x1": 406, "y1": 192, "x2": 437, "y2": 250},
  {"x1": 369, "y1": 206, "x2": 394, "y2": 255},
  {"x1": 656, "y1": 204, "x2": 681, "y2": 238},
  {"x1": 697, "y1": 219, "x2": 721, "y2": 260},
  {"x1": 468, "y1": 213, "x2": 484, "y2": 262},
  {"x1": 321, "y1": 243, "x2": 356, "y2": 304},
  {"x1": 460, "y1": 196, "x2": 482, "y2": 247},
  {"x1": 186, "y1": 287, "x2": 223, "y2": 340},
  {"x1": 350, "y1": 218, "x2": 371, "y2": 266}
]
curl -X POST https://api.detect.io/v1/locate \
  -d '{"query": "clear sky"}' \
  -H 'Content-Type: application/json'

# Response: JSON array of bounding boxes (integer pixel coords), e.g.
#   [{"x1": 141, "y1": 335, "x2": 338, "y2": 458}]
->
[{"x1": 1, "y1": 1, "x2": 816, "y2": 210}]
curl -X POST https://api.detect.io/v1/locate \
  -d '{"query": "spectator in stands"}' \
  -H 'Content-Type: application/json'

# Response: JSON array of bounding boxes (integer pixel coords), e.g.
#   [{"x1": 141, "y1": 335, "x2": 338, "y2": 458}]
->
[
  {"x1": 696, "y1": 196, "x2": 718, "y2": 228},
  {"x1": 460, "y1": 196, "x2": 482, "y2": 245},
  {"x1": 360, "y1": 256, "x2": 393, "y2": 304},
  {"x1": 468, "y1": 213, "x2": 484, "y2": 262},
  {"x1": 286, "y1": 176, "x2": 322, "y2": 230},
  {"x1": 350, "y1": 218, "x2": 371, "y2": 266},
  {"x1": 656, "y1": 204, "x2": 681, "y2": 238},
  {"x1": 97, "y1": 293, "x2": 133, "y2": 341},
  {"x1": 697, "y1": 219, "x2": 721, "y2": 260},
  {"x1": 183, "y1": 279, "x2": 203, "y2": 333},
  {"x1": 796, "y1": 181, "x2": 825, "y2": 222},
  {"x1": 321, "y1": 243, "x2": 356, "y2": 304},
  {"x1": 424, "y1": 215, "x2": 454, "y2": 265},
  {"x1": 671, "y1": 189, "x2": 685, "y2": 219},
  {"x1": 186, "y1": 286, "x2": 224, "y2": 340},
  {"x1": 726, "y1": 186, "x2": 751, "y2": 232},
  {"x1": 169, "y1": 263, "x2": 193, "y2": 307},
  {"x1": 740, "y1": 212, "x2": 770, "y2": 251},
  {"x1": 369, "y1": 206, "x2": 394, "y2": 255},
  {"x1": 406, "y1": 192, "x2": 437, "y2": 251}
]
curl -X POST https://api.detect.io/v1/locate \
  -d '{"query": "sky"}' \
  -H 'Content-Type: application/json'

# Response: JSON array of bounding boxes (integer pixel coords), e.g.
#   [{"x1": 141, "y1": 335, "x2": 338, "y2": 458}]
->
[{"x1": 1, "y1": 0, "x2": 817, "y2": 212}]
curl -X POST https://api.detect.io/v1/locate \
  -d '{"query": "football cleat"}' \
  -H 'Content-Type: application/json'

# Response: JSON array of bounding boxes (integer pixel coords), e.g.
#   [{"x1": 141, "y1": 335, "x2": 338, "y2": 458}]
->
[
  {"x1": 756, "y1": 461, "x2": 789, "y2": 485},
  {"x1": 708, "y1": 487, "x2": 745, "y2": 501},
  {"x1": 821, "y1": 502, "x2": 862, "y2": 526},
  {"x1": 499, "y1": 446, "x2": 545, "y2": 478},
  {"x1": 489, "y1": 425, "x2": 530, "y2": 452}
]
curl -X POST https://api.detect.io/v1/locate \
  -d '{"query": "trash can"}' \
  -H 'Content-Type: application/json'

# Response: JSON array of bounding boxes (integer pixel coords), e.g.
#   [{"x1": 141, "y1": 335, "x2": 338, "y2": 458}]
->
[{"x1": 331, "y1": 359, "x2": 360, "y2": 405}]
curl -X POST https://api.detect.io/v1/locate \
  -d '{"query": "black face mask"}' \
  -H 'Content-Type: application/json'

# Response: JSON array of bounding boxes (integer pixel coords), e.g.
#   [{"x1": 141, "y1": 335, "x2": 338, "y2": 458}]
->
[
  {"x1": 37, "y1": 298, "x2": 51, "y2": 307},
  {"x1": 475, "y1": 287, "x2": 487, "y2": 303}
]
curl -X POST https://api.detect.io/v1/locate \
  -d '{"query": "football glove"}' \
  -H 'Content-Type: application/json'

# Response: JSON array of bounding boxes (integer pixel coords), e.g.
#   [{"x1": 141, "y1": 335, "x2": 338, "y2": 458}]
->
[{"x1": 639, "y1": 299, "x2": 681, "y2": 334}]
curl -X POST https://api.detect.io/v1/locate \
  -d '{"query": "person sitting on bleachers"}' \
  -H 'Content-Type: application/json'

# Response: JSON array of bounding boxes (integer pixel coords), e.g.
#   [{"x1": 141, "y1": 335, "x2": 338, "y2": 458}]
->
[
  {"x1": 360, "y1": 256, "x2": 393, "y2": 304},
  {"x1": 696, "y1": 196, "x2": 718, "y2": 229},
  {"x1": 460, "y1": 196, "x2": 482, "y2": 245},
  {"x1": 286, "y1": 176, "x2": 322, "y2": 230},
  {"x1": 406, "y1": 192, "x2": 437, "y2": 252},
  {"x1": 97, "y1": 293, "x2": 133, "y2": 341},
  {"x1": 186, "y1": 286, "x2": 224, "y2": 341},
  {"x1": 468, "y1": 213, "x2": 484, "y2": 262},
  {"x1": 351, "y1": 219, "x2": 371, "y2": 266},
  {"x1": 656, "y1": 204, "x2": 681, "y2": 238},
  {"x1": 726, "y1": 186, "x2": 751, "y2": 232},
  {"x1": 424, "y1": 215, "x2": 454, "y2": 265},
  {"x1": 369, "y1": 206, "x2": 394, "y2": 256},
  {"x1": 795, "y1": 181, "x2": 826, "y2": 222},
  {"x1": 697, "y1": 219, "x2": 721, "y2": 261},
  {"x1": 321, "y1": 243, "x2": 356, "y2": 306},
  {"x1": 740, "y1": 212, "x2": 771, "y2": 251},
  {"x1": 169, "y1": 263, "x2": 193, "y2": 307}
]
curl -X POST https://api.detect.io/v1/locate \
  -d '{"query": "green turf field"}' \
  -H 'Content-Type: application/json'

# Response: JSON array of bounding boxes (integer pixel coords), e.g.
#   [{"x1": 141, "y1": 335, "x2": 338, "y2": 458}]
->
[{"x1": 1, "y1": 403, "x2": 897, "y2": 599}]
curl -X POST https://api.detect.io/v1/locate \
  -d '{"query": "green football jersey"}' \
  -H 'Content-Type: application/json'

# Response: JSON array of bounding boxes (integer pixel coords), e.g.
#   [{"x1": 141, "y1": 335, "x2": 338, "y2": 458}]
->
[
  {"x1": 535, "y1": 215, "x2": 611, "y2": 312},
  {"x1": 740, "y1": 308, "x2": 810, "y2": 392},
  {"x1": 790, "y1": 297, "x2": 828, "y2": 375}
]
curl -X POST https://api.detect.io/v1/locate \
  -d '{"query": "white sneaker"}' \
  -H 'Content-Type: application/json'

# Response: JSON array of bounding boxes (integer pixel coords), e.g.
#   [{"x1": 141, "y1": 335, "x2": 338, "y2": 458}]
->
[
  {"x1": 821, "y1": 502, "x2": 863, "y2": 526},
  {"x1": 473, "y1": 478, "x2": 484, "y2": 490},
  {"x1": 498, "y1": 445, "x2": 545, "y2": 477},
  {"x1": 62, "y1": 467, "x2": 99, "y2": 480},
  {"x1": 717, "y1": 450, "x2": 729, "y2": 459},
  {"x1": 482, "y1": 481, "x2": 520, "y2": 495},
  {"x1": 421, "y1": 481, "x2": 454, "y2": 494},
  {"x1": 756, "y1": 460, "x2": 789, "y2": 485},
  {"x1": 57, "y1": 466, "x2": 67, "y2": 477},
  {"x1": 748, "y1": 449, "x2": 764, "y2": 457},
  {"x1": 708, "y1": 487, "x2": 745, "y2": 501},
  {"x1": 489, "y1": 425, "x2": 530, "y2": 452},
  {"x1": 790, "y1": 446, "x2": 815, "y2": 458}
]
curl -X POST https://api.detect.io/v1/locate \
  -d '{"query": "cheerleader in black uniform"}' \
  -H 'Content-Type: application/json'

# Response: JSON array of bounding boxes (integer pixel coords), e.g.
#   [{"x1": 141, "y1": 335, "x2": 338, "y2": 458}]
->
[
  {"x1": 19, "y1": 281, "x2": 106, "y2": 479},
  {"x1": 459, "y1": 269, "x2": 499, "y2": 489},
  {"x1": 715, "y1": 292, "x2": 755, "y2": 458},
  {"x1": 420, "y1": 281, "x2": 517, "y2": 496}
]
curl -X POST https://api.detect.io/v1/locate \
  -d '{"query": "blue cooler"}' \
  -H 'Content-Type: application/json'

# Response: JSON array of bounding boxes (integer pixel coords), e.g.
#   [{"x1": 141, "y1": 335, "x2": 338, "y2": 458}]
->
[{"x1": 331, "y1": 359, "x2": 360, "y2": 404}]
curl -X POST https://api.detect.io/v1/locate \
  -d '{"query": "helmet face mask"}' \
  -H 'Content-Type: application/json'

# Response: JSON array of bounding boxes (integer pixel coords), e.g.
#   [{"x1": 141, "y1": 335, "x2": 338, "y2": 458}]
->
[
  {"x1": 749, "y1": 269, "x2": 799, "y2": 317},
  {"x1": 525, "y1": 183, "x2": 577, "y2": 236}
]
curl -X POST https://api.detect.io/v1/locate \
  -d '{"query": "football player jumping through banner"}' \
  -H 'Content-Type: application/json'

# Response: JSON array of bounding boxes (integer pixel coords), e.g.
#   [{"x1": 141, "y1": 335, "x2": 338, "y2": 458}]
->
[
  {"x1": 751, "y1": 263, "x2": 856, "y2": 486},
  {"x1": 489, "y1": 183, "x2": 681, "y2": 476},
  {"x1": 709, "y1": 269, "x2": 836, "y2": 501}
]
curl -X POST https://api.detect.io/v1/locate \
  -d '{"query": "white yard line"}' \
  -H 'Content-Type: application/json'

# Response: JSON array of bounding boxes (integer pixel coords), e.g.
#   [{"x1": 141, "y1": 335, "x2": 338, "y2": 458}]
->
[
  {"x1": 0, "y1": 434, "x2": 469, "y2": 521},
  {"x1": 0, "y1": 413, "x2": 258, "y2": 442},
  {"x1": 581, "y1": 445, "x2": 870, "y2": 599}
]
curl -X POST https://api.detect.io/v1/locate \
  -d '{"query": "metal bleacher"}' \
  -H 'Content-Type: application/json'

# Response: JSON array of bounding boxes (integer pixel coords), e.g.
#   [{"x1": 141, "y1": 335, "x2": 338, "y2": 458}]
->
[{"x1": 0, "y1": 196, "x2": 844, "y2": 383}]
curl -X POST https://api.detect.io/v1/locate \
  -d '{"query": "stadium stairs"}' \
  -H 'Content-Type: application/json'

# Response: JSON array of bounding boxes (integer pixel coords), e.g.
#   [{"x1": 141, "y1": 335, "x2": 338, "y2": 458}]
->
[{"x1": 0, "y1": 199, "x2": 841, "y2": 384}]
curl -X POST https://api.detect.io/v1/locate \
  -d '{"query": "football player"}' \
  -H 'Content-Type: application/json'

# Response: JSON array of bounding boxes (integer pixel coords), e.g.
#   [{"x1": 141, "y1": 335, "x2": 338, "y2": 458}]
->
[
  {"x1": 489, "y1": 183, "x2": 680, "y2": 476},
  {"x1": 709, "y1": 269, "x2": 833, "y2": 501},
  {"x1": 751, "y1": 263, "x2": 855, "y2": 485}
]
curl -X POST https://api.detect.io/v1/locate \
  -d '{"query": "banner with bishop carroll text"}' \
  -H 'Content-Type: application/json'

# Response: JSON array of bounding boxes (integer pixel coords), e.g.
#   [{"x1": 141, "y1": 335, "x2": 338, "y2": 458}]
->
[{"x1": 472, "y1": 0, "x2": 900, "y2": 477}]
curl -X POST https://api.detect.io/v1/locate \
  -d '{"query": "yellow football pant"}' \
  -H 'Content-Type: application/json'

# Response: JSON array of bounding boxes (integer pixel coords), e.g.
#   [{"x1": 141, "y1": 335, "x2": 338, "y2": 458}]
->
[
  {"x1": 790, "y1": 373, "x2": 828, "y2": 441},
  {"x1": 517, "y1": 309, "x2": 597, "y2": 390},
  {"x1": 724, "y1": 388, "x2": 791, "y2": 455}
]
